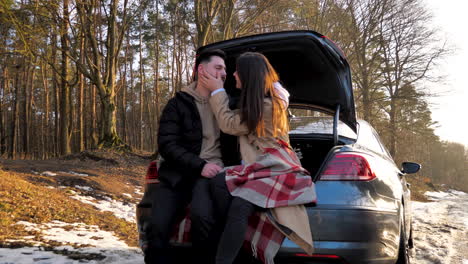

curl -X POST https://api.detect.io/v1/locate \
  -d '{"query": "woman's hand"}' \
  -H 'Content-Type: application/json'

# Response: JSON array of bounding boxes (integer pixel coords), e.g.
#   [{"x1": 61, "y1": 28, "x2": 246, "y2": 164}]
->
[{"x1": 199, "y1": 68, "x2": 224, "y2": 92}]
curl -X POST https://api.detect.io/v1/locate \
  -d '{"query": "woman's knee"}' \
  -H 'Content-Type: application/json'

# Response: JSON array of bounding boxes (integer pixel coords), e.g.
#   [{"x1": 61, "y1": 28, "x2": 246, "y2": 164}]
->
[{"x1": 228, "y1": 197, "x2": 255, "y2": 219}]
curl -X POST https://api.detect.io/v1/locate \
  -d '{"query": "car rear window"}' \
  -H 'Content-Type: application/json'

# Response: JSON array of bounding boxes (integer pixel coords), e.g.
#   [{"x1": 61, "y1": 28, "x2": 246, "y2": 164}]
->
[{"x1": 288, "y1": 107, "x2": 357, "y2": 139}]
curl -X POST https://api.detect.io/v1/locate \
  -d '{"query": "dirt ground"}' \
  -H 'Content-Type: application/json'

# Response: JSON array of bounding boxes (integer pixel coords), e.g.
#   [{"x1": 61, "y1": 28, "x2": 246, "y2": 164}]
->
[{"x1": 0, "y1": 150, "x2": 153, "y2": 248}]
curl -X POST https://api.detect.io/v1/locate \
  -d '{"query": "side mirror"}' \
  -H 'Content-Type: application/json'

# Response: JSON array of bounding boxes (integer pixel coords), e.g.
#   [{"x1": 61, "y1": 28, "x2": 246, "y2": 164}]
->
[{"x1": 401, "y1": 162, "x2": 421, "y2": 174}]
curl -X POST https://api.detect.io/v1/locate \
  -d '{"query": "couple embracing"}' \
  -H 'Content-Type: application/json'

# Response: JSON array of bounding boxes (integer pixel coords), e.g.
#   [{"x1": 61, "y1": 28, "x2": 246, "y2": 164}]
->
[{"x1": 144, "y1": 49, "x2": 316, "y2": 264}]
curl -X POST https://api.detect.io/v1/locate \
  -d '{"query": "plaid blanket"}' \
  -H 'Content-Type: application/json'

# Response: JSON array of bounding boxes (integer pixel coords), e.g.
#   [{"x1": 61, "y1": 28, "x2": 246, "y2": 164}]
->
[
  {"x1": 225, "y1": 140, "x2": 316, "y2": 208},
  {"x1": 223, "y1": 140, "x2": 316, "y2": 264}
]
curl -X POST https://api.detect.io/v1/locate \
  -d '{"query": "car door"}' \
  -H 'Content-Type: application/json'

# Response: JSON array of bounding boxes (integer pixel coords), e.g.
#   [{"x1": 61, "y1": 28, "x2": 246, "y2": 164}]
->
[{"x1": 373, "y1": 129, "x2": 411, "y2": 233}]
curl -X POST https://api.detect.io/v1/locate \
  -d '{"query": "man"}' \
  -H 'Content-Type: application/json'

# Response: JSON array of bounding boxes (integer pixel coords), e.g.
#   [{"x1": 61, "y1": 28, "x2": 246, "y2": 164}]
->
[{"x1": 144, "y1": 49, "x2": 227, "y2": 264}]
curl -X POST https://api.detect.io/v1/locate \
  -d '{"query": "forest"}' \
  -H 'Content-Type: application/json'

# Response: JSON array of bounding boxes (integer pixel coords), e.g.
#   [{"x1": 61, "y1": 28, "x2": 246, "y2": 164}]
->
[{"x1": 0, "y1": 0, "x2": 466, "y2": 189}]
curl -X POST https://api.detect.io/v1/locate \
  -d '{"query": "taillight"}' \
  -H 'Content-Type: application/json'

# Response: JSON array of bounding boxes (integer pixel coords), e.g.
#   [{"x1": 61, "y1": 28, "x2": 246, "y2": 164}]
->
[
  {"x1": 320, "y1": 153, "x2": 376, "y2": 181},
  {"x1": 295, "y1": 253, "x2": 341, "y2": 258},
  {"x1": 145, "y1": 161, "x2": 159, "y2": 184}
]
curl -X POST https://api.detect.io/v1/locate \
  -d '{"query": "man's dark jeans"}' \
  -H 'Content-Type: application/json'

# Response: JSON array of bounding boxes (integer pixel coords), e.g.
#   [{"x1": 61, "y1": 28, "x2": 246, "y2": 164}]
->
[
  {"x1": 144, "y1": 181, "x2": 191, "y2": 264},
  {"x1": 144, "y1": 178, "x2": 220, "y2": 264}
]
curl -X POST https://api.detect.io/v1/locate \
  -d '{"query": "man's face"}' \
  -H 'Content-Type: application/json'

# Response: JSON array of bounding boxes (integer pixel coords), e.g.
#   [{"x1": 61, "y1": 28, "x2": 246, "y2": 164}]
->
[{"x1": 199, "y1": 56, "x2": 226, "y2": 82}]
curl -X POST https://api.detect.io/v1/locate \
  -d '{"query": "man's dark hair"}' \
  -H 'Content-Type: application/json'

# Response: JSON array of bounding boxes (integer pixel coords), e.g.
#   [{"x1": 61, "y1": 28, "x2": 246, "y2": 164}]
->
[
  {"x1": 192, "y1": 49, "x2": 226, "y2": 81},
  {"x1": 195, "y1": 49, "x2": 226, "y2": 69}
]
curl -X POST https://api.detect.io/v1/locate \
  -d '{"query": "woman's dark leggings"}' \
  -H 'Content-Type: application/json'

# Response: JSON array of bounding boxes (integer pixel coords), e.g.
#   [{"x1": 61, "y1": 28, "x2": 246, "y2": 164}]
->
[{"x1": 211, "y1": 173, "x2": 257, "y2": 264}]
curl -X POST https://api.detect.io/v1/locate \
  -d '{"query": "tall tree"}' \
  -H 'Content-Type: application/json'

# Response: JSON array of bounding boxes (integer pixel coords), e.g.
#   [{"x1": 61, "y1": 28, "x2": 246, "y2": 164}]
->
[
  {"x1": 59, "y1": 0, "x2": 71, "y2": 155},
  {"x1": 194, "y1": 0, "x2": 221, "y2": 47},
  {"x1": 74, "y1": 0, "x2": 133, "y2": 148},
  {"x1": 378, "y1": 0, "x2": 448, "y2": 157}
]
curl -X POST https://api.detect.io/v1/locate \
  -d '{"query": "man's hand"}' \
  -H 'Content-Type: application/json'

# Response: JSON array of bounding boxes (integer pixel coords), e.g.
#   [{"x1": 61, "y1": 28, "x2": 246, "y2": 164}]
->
[
  {"x1": 199, "y1": 68, "x2": 224, "y2": 92},
  {"x1": 201, "y1": 163, "x2": 222, "y2": 178}
]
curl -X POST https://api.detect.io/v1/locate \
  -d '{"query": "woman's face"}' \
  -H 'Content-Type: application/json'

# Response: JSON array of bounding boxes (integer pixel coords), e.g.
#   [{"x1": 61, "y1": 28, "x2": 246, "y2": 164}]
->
[{"x1": 233, "y1": 70, "x2": 242, "y2": 89}]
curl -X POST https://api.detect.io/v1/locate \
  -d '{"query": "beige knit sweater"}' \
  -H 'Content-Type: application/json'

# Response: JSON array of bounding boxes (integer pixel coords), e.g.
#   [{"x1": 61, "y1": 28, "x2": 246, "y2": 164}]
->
[{"x1": 182, "y1": 82, "x2": 223, "y2": 167}]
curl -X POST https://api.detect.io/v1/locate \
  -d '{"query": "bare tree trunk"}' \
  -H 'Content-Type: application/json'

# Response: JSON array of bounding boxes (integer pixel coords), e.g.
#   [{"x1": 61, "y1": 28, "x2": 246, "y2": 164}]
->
[
  {"x1": 121, "y1": 30, "x2": 130, "y2": 143},
  {"x1": 59, "y1": 0, "x2": 71, "y2": 155},
  {"x1": 75, "y1": 0, "x2": 130, "y2": 149},
  {"x1": 49, "y1": 30, "x2": 60, "y2": 156},
  {"x1": 194, "y1": 0, "x2": 221, "y2": 47},
  {"x1": 9, "y1": 65, "x2": 21, "y2": 159},
  {"x1": 41, "y1": 62, "x2": 49, "y2": 159},
  {"x1": 27, "y1": 62, "x2": 36, "y2": 158},
  {"x1": 139, "y1": 13, "x2": 145, "y2": 150},
  {"x1": 152, "y1": 0, "x2": 160, "y2": 153},
  {"x1": 129, "y1": 43, "x2": 135, "y2": 148},
  {"x1": 153, "y1": 41, "x2": 160, "y2": 148},
  {"x1": 91, "y1": 84, "x2": 98, "y2": 148},
  {"x1": 171, "y1": 13, "x2": 176, "y2": 95},
  {"x1": 78, "y1": 30, "x2": 85, "y2": 151},
  {"x1": 21, "y1": 65, "x2": 29, "y2": 158},
  {"x1": 0, "y1": 67, "x2": 7, "y2": 155}
]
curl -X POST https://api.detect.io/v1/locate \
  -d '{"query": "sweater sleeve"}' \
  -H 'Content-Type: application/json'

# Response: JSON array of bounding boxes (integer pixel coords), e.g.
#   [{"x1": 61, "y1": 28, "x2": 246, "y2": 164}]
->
[
  {"x1": 209, "y1": 90, "x2": 250, "y2": 136},
  {"x1": 157, "y1": 98, "x2": 207, "y2": 174}
]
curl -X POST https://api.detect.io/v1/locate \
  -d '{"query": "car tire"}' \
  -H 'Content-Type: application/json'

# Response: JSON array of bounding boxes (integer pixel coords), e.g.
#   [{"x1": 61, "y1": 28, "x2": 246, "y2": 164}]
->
[{"x1": 396, "y1": 220, "x2": 411, "y2": 264}]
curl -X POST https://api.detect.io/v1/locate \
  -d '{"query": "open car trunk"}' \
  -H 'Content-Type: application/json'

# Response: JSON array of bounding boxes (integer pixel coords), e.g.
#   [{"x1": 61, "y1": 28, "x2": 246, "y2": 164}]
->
[
  {"x1": 198, "y1": 30, "x2": 357, "y2": 133},
  {"x1": 287, "y1": 113, "x2": 357, "y2": 180}
]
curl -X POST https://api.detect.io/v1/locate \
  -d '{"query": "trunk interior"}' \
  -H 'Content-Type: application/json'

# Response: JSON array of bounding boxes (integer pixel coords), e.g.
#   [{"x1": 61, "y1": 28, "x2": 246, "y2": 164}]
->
[
  {"x1": 289, "y1": 136, "x2": 338, "y2": 179},
  {"x1": 220, "y1": 132, "x2": 343, "y2": 180}
]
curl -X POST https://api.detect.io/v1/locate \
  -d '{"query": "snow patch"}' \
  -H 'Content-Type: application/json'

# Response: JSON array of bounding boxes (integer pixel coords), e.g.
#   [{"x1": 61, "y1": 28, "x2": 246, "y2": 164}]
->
[
  {"x1": 0, "y1": 247, "x2": 79, "y2": 264},
  {"x1": 123, "y1": 193, "x2": 132, "y2": 198},
  {"x1": 70, "y1": 195, "x2": 136, "y2": 222},
  {"x1": 75, "y1": 185, "x2": 93, "y2": 192},
  {"x1": 424, "y1": 191, "x2": 450, "y2": 200},
  {"x1": 0, "y1": 246, "x2": 143, "y2": 264},
  {"x1": 41, "y1": 171, "x2": 57, "y2": 177},
  {"x1": 68, "y1": 171, "x2": 89, "y2": 177},
  {"x1": 134, "y1": 188, "x2": 144, "y2": 196},
  {"x1": 2, "y1": 221, "x2": 143, "y2": 263},
  {"x1": 450, "y1": 190, "x2": 467, "y2": 196},
  {"x1": 16, "y1": 221, "x2": 128, "y2": 248}
]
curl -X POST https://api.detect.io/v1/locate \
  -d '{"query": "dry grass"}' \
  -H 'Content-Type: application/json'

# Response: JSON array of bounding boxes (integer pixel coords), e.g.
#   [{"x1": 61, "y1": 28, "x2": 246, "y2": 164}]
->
[
  {"x1": 0, "y1": 150, "x2": 152, "y2": 248},
  {"x1": 406, "y1": 175, "x2": 439, "y2": 202}
]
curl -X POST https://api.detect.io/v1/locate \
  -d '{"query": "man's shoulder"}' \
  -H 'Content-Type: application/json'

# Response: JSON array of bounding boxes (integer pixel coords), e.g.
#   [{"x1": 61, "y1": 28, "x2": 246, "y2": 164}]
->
[
  {"x1": 165, "y1": 91, "x2": 191, "y2": 105},
  {"x1": 173, "y1": 90, "x2": 194, "y2": 103},
  {"x1": 162, "y1": 91, "x2": 196, "y2": 115}
]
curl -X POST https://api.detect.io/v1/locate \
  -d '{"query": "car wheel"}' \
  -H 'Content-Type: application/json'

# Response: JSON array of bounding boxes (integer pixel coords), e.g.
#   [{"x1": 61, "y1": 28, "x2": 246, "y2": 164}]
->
[{"x1": 396, "y1": 221, "x2": 411, "y2": 264}]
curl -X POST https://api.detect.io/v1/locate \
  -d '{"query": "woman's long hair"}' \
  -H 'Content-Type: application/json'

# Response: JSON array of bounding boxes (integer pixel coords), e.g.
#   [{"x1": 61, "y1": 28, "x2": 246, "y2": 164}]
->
[{"x1": 237, "y1": 52, "x2": 288, "y2": 137}]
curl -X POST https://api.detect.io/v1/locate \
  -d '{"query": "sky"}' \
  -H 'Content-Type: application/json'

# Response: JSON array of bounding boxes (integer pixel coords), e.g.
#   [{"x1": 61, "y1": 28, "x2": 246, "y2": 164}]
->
[{"x1": 424, "y1": 0, "x2": 468, "y2": 147}]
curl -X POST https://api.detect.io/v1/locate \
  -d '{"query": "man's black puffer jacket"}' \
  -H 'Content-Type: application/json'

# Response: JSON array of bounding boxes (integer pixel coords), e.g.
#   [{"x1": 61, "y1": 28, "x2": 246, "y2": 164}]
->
[{"x1": 157, "y1": 91, "x2": 206, "y2": 188}]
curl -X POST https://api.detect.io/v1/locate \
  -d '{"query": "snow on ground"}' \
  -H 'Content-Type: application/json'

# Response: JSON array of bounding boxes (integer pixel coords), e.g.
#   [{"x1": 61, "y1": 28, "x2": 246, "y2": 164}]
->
[
  {"x1": 70, "y1": 195, "x2": 136, "y2": 223},
  {"x1": 0, "y1": 220, "x2": 143, "y2": 264},
  {"x1": 67, "y1": 171, "x2": 89, "y2": 177},
  {"x1": 2, "y1": 189, "x2": 467, "y2": 263},
  {"x1": 40, "y1": 171, "x2": 57, "y2": 177},
  {"x1": 15, "y1": 221, "x2": 129, "y2": 248},
  {"x1": 412, "y1": 190, "x2": 468, "y2": 264},
  {"x1": 134, "y1": 188, "x2": 143, "y2": 196},
  {"x1": 74, "y1": 185, "x2": 93, "y2": 192}
]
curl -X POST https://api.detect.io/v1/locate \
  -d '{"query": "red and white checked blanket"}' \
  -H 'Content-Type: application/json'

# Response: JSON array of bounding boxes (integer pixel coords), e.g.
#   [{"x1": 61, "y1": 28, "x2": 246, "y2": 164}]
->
[
  {"x1": 170, "y1": 140, "x2": 316, "y2": 264},
  {"x1": 226, "y1": 140, "x2": 316, "y2": 263},
  {"x1": 225, "y1": 140, "x2": 316, "y2": 208}
]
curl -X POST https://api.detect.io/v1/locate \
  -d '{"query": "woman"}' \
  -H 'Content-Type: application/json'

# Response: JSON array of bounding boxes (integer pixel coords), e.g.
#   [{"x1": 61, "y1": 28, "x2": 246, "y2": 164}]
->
[{"x1": 199, "y1": 52, "x2": 316, "y2": 264}]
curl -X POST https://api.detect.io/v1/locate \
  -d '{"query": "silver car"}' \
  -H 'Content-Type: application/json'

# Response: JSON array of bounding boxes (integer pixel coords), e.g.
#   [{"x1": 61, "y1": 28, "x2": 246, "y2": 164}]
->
[{"x1": 138, "y1": 31, "x2": 421, "y2": 264}]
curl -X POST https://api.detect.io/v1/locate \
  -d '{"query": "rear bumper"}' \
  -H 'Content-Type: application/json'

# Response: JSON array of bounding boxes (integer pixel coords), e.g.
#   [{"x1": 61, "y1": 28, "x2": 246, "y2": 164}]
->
[
  {"x1": 277, "y1": 207, "x2": 400, "y2": 264},
  {"x1": 138, "y1": 200, "x2": 401, "y2": 264},
  {"x1": 277, "y1": 241, "x2": 397, "y2": 264}
]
